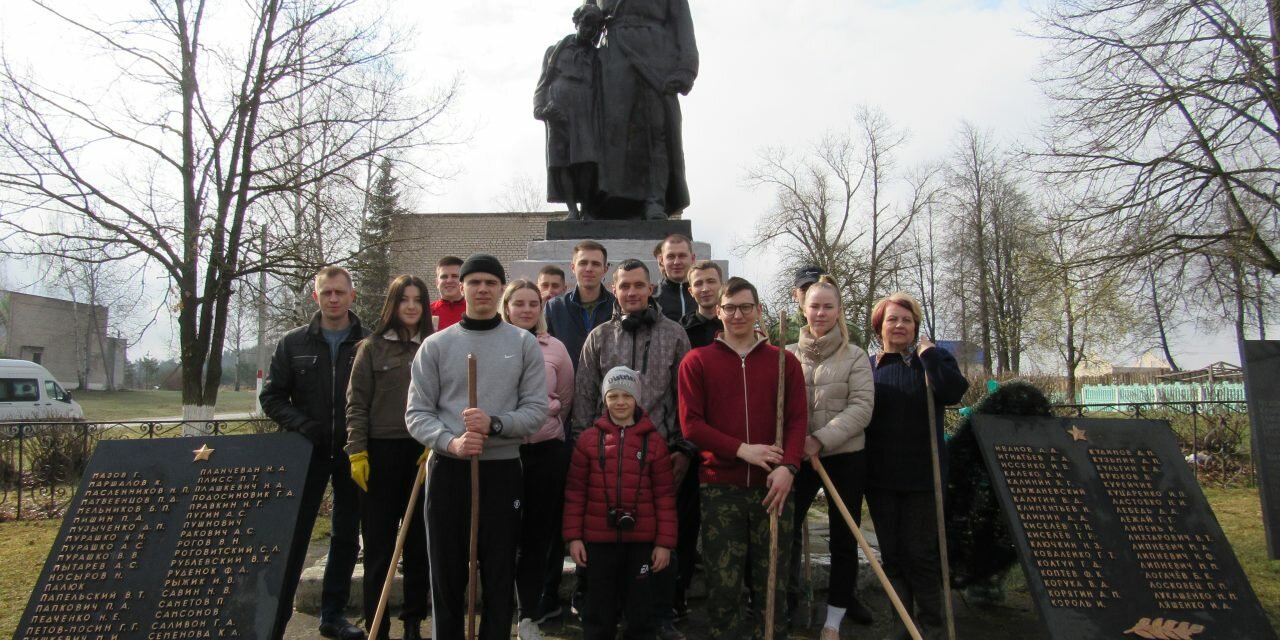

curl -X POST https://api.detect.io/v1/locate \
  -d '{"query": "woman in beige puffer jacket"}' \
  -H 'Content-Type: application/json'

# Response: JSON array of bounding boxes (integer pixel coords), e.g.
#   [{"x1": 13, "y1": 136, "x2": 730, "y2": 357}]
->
[{"x1": 786, "y1": 275, "x2": 875, "y2": 638}]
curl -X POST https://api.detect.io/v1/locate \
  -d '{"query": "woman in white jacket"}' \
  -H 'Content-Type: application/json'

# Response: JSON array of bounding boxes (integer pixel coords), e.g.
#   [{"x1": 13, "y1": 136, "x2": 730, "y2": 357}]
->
[{"x1": 787, "y1": 275, "x2": 876, "y2": 639}]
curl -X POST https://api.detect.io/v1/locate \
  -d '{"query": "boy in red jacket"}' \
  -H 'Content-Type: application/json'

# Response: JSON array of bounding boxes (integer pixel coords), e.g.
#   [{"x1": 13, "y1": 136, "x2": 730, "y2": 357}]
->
[
  {"x1": 564, "y1": 366, "x2": 678, "y2": 640},
  {"x1": 678, "y1": 277, "x2": 808, "y2": 640}
]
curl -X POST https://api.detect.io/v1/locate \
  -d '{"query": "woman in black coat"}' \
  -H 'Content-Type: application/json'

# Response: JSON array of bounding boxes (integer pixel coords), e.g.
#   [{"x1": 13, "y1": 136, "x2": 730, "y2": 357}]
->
[{"x1": 864, "y1": 292, "x2": 968, "y2": 640}]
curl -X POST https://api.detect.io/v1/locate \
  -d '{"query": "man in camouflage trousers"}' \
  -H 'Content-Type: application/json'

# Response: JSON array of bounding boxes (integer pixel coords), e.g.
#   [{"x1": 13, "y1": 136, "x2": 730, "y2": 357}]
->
[{"x1": 677, "y1": 277, "x2": 807, "y2": 639}]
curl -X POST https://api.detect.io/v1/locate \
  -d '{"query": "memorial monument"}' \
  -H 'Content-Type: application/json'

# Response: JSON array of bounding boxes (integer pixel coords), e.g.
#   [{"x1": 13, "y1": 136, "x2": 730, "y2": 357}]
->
[
  {"x1": 1241, "y1": 340, "x2": 1280, "y2": 560},
  {"x1": 535, "y1": 0, "x2": 697, "y2": 223},
  {"x1": 16, "y1": 433, "x2": 315, "y2": 640},
  {"x1": 972, "y1": 415, "x2": 1275, "y2": 640},
  {"x1": 515, "y1": 0, "x2": 716, "y2": 284}
]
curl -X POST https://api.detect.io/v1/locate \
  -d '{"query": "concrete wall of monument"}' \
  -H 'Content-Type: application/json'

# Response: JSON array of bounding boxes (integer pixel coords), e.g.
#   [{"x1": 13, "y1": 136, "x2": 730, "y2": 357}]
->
[{"x1": 389, "y1": 212, "x2": 563, "y2": 300}]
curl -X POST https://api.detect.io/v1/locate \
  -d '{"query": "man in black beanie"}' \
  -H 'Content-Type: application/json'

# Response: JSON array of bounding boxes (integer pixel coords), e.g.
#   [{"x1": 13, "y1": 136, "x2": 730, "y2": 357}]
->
[{"x1": 407, "y1": 253, "x2": 549, "y2": 640}]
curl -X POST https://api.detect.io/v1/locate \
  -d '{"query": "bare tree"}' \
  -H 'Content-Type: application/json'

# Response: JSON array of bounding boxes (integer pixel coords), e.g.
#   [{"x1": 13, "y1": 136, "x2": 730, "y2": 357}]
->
[
  {"x1": 949, "y1": 125, "x2": 1049, "y2": 376},
  {"x1": 39, "y1": 230, "x2": 152, "y2": 391},
  {"x1": 1029, "y1": 215, "x2": 1138, "y2": 401},
  {"x1": 741, "y1": 107, "x2": 929, "y2": 347},
  {"x1": 1032, "y1": 0, "x2": 1280, "y2": 274},
  {"x1": 1140, "y1": 256, "x2": 1185, "y2": 372},
  {"x1": 494, "y1": 173, "x2": 553, "y2": 213},
  {"x1": 1187, "y1": 237, "x2": 1280, "y2": 345},
  {"x1": 0, "y1": 0, "x2": 456, "y2": 419}
]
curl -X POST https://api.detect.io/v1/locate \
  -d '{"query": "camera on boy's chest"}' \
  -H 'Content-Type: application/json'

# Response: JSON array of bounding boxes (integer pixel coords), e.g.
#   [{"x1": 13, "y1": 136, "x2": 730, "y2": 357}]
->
[{"x1": 607, "y1": 508, "x2": 636, "y2": 531}]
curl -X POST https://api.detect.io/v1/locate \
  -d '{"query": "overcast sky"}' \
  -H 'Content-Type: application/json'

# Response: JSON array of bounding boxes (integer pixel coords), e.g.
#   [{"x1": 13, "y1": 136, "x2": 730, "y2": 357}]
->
[{"x1": 0, "y1": 0, "x2": 1250, "y2": 370}]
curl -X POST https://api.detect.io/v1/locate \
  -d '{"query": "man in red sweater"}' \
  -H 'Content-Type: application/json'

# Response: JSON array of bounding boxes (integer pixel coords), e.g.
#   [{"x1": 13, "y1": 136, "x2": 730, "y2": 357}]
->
[
  {"x1": 678, "y1": 277, "x2": 807, "y2": 640},
  {"x1": 430, "y1": 255, "x2": 466, "y2": 330}
]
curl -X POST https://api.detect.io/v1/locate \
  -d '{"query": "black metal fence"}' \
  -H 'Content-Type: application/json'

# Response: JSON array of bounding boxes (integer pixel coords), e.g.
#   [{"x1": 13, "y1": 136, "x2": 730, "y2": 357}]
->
[
  {"x1": 946, "y1": 400, "x2": 1255, "y2": 486},
  {"x1": 0, "y1": 400, "x2": 1258, "y2": 521},
  {"x1": 0, "y1": 418, "x2": 277, "y2": 521}
]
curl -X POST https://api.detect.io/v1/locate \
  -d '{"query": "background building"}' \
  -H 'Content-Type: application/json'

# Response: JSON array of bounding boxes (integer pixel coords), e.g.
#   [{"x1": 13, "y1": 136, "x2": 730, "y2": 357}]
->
[
  {"x1": 0, "y1": 290, "x2": 127, "y2": 390},
  {"x1": 389, "y1": 212, "x2": 562, "y2": 300}
]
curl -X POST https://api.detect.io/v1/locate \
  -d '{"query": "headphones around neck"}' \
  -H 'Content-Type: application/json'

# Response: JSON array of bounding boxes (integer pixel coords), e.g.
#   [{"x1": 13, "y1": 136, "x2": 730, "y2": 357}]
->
[{"x1": 620, "y1": 304, "x2": 659, "y2": 333}]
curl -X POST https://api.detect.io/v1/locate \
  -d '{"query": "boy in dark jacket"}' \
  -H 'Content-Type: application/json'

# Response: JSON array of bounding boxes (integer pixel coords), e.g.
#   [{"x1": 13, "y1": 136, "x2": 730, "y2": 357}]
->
[{"x1": 564, "y1": 366, "x2": 678, "y2": 640}]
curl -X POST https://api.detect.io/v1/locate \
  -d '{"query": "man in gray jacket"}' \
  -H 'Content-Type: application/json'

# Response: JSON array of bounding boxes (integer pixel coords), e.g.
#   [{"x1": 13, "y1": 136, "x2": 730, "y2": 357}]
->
[
  {"x1": 571, "y1": 258, "x2": 692, "y2": 640},
  {"x1": 406, "y1": 254, "x2": 548, "y2": 640}
]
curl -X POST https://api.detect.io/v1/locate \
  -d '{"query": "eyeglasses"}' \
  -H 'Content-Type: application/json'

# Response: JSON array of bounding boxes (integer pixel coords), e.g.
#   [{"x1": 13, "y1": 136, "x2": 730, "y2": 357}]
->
[{"x1": 719, "y1": 304, "x2": 757, "y2": 317}]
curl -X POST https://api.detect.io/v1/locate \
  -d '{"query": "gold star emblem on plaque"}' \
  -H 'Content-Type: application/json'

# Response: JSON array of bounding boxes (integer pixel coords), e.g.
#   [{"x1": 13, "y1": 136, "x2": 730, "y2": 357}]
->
[
  {"x1": 193, "y1": 444, "x2": 215, "y2": 461},
  {"x1": 1068, "y1": 425, "x2": 1088, "y2": 442}
]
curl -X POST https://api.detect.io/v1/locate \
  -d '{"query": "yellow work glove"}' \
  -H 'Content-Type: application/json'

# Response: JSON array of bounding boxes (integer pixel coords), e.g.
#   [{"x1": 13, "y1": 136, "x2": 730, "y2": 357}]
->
[{"x1": 349, "y1": 451, "x2": 369, "y2": 492}]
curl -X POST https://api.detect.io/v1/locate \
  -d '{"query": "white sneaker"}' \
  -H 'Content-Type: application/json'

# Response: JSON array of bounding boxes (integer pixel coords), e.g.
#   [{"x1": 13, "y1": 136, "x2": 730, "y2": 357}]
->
[{"x1": 517, "y1": 618, "x2": 544, "y2": 640}]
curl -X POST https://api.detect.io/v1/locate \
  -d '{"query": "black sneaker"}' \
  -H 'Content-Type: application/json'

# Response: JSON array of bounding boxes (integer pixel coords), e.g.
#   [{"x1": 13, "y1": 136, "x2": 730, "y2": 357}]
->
[
  {"x1": 673, "y1": 599, "x2": 689, "y2": 623},
  {"x1": 318, "y1": 618, "x2": 366, "y2": 640},
  {"x1": 847, "y1": 597, "x2": 874, "y2": 625}
]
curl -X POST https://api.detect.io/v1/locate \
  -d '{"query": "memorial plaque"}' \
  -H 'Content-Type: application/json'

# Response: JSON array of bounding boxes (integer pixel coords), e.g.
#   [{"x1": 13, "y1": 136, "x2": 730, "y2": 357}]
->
[
  {"x1": 1242, "y1": 340, "x2": 1280, "y2": 559},
  {"x1": 973, "y1": 415, "x2": 1276, "y2": 640},
  {"x1": 15, "y1": 432, "x2": 314, "y2": 640}
]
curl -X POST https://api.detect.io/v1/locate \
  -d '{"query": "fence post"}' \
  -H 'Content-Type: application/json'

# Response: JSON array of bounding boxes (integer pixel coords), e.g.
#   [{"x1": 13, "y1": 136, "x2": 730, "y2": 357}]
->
[
  {"x1": 1191, "y1": 402, "x2": 1199, "y2": 483},
  {"x1": 16, "y1": 424, "x2": 24, "y2": 521}
]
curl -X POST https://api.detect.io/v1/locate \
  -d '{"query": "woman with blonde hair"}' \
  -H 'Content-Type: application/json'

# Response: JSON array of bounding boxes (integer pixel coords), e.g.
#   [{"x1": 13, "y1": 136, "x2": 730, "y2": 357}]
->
[
  {"x1": 500, "y1": 278, "x2": 575, "y2": 640},
  {"x1": 786, "y1": 275, "x2": 876, "y2": 638},
  {"x1": 346, "y1": 274, "x2": 434, "y2": 640},
  {"x1": 864, "y1": 291, "x2": 968, "y2": 640}
]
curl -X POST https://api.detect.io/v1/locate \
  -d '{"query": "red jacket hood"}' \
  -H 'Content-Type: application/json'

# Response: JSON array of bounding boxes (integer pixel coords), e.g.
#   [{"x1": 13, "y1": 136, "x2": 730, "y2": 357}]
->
[{"x1": 591, "y1": 410, "x2": 657, "y2": 437}]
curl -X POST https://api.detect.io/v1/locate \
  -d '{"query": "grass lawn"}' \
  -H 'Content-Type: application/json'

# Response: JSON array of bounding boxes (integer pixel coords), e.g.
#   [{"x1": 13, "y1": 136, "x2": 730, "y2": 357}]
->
[
  {"x1": 0, "y1": 520, "x2": 60, "y2": 635},
  {"x1": 74, "y1": 388, "x2": 261, "y2": 421},
  {"x1": 1203, "y1": 487, "x2": 1280, "y2": 628}
]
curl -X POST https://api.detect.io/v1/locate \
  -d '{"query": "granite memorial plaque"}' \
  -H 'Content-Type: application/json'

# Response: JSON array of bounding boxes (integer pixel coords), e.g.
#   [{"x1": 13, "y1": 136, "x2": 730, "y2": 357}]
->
[
  {"x1": 1242, "y1": 340, "x2": 1280, "y2": 560},
  {"x1": 15, "y1": 432, "x2": 313, "y2": 640},
  {"x1": 972, "y1": 415, "x2": 1275, "y2": 640}
]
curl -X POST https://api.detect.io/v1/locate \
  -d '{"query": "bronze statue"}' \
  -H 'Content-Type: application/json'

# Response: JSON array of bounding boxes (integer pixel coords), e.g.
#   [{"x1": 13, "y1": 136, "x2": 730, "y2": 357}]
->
[
  {"x1": 536, "y1": 0, "x2": 698, "y2": 221},
  {"x1": 534, "y1": 5, "x2": 605, "y2": 220}
]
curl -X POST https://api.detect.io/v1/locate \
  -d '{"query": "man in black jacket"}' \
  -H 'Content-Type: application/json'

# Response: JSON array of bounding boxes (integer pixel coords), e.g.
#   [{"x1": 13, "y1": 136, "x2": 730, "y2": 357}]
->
[
  {"x1": 655, "y1": 234, "x2": 697, "y2": 322},
  {"x1": 261, "y1": 266, "x2": 369, "y2": 640},
  {"x1": 680, "y1": 259, "x2": 724, "y2": 349}
]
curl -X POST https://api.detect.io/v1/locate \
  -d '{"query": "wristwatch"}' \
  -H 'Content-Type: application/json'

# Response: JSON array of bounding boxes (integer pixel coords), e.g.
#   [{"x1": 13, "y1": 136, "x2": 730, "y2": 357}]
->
[
  {"x1": 489, "y1": 416, "x2": 504, "y2": 436},
  {"x1": 782, "y1": 463, "x2": 799, "y2": 476}
]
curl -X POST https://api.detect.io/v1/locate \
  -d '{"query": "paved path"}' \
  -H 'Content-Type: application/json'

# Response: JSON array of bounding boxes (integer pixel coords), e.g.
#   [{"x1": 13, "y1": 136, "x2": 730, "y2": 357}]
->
[{"x1": 283, "y1": 517, "x2": 1048, "y2": 639}]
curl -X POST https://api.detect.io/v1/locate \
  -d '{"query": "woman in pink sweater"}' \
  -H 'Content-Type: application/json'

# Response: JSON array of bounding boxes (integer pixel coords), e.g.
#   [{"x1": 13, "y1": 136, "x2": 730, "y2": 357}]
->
[{"x1": 501, "y1": 279, "x2": 575, "y2": 639}]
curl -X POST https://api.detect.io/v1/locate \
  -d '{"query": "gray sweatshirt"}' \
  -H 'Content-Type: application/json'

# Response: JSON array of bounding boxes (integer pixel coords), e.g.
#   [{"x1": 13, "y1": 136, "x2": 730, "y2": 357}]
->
[{"x1": 406, "y1": 320, "x2": 548, "y2": 460}]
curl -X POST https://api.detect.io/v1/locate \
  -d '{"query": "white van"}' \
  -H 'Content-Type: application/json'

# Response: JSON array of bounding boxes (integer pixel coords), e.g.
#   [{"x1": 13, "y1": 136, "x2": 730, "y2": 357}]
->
[{"x1": 0, "y1": 359, "x2": 86, "y2": 421}]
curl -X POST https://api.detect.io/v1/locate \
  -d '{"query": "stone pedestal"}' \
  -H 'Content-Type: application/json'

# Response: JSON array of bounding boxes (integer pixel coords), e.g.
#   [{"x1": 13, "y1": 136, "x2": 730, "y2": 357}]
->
[
  {"x1": 510, "y1": 222, "x2": 727, "y2": 286},
  {"x1": 545, "y1": 219, "x2": 691, "y2": 240},
  {"x1": 510, "y1": 239, "x2": 721, "y2": 286}
]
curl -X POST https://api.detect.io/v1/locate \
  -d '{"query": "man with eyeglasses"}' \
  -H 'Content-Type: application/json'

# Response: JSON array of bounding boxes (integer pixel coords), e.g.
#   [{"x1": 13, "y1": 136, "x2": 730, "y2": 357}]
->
[{"x1": 678, "y1": 276, "x2": 807, "y2": 640}]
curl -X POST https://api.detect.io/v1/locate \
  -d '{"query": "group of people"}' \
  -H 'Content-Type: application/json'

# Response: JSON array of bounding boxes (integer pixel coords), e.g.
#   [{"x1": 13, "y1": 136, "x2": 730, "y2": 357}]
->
[{"x1": 260, "y1": 234, "x2": 968, "y2": 640}]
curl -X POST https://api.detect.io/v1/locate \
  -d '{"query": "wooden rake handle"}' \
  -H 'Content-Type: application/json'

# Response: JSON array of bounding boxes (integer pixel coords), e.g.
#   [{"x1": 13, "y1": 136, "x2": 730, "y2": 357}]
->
[{"x1": 811, "y1": 456, "x2": 924, "y2": 640}]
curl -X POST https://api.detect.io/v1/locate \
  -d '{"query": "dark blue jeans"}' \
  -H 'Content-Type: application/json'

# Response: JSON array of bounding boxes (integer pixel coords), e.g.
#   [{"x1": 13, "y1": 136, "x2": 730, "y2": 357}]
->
[
  {"x1": 319, "y1": 453, "x2": 362, "y2": 622},
  {"x1": 279, "y1": 449, "x2": 363, "y2": 635}
]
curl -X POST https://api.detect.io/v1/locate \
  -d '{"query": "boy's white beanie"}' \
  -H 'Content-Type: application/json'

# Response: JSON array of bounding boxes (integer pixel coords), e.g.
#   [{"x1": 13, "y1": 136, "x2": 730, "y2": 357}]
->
[{"x1": 602, "y1": 366, "x2": 642, "y2": 402}]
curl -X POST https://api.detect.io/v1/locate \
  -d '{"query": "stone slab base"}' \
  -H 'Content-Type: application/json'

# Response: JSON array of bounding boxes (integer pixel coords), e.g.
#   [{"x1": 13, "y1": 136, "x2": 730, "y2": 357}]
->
[
  {"x1": 293, "y1": 520, "x2": 879, "y2": 614},
  {"x1": 546, "y1": 219, "x2": 692, "y2": 240}
]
